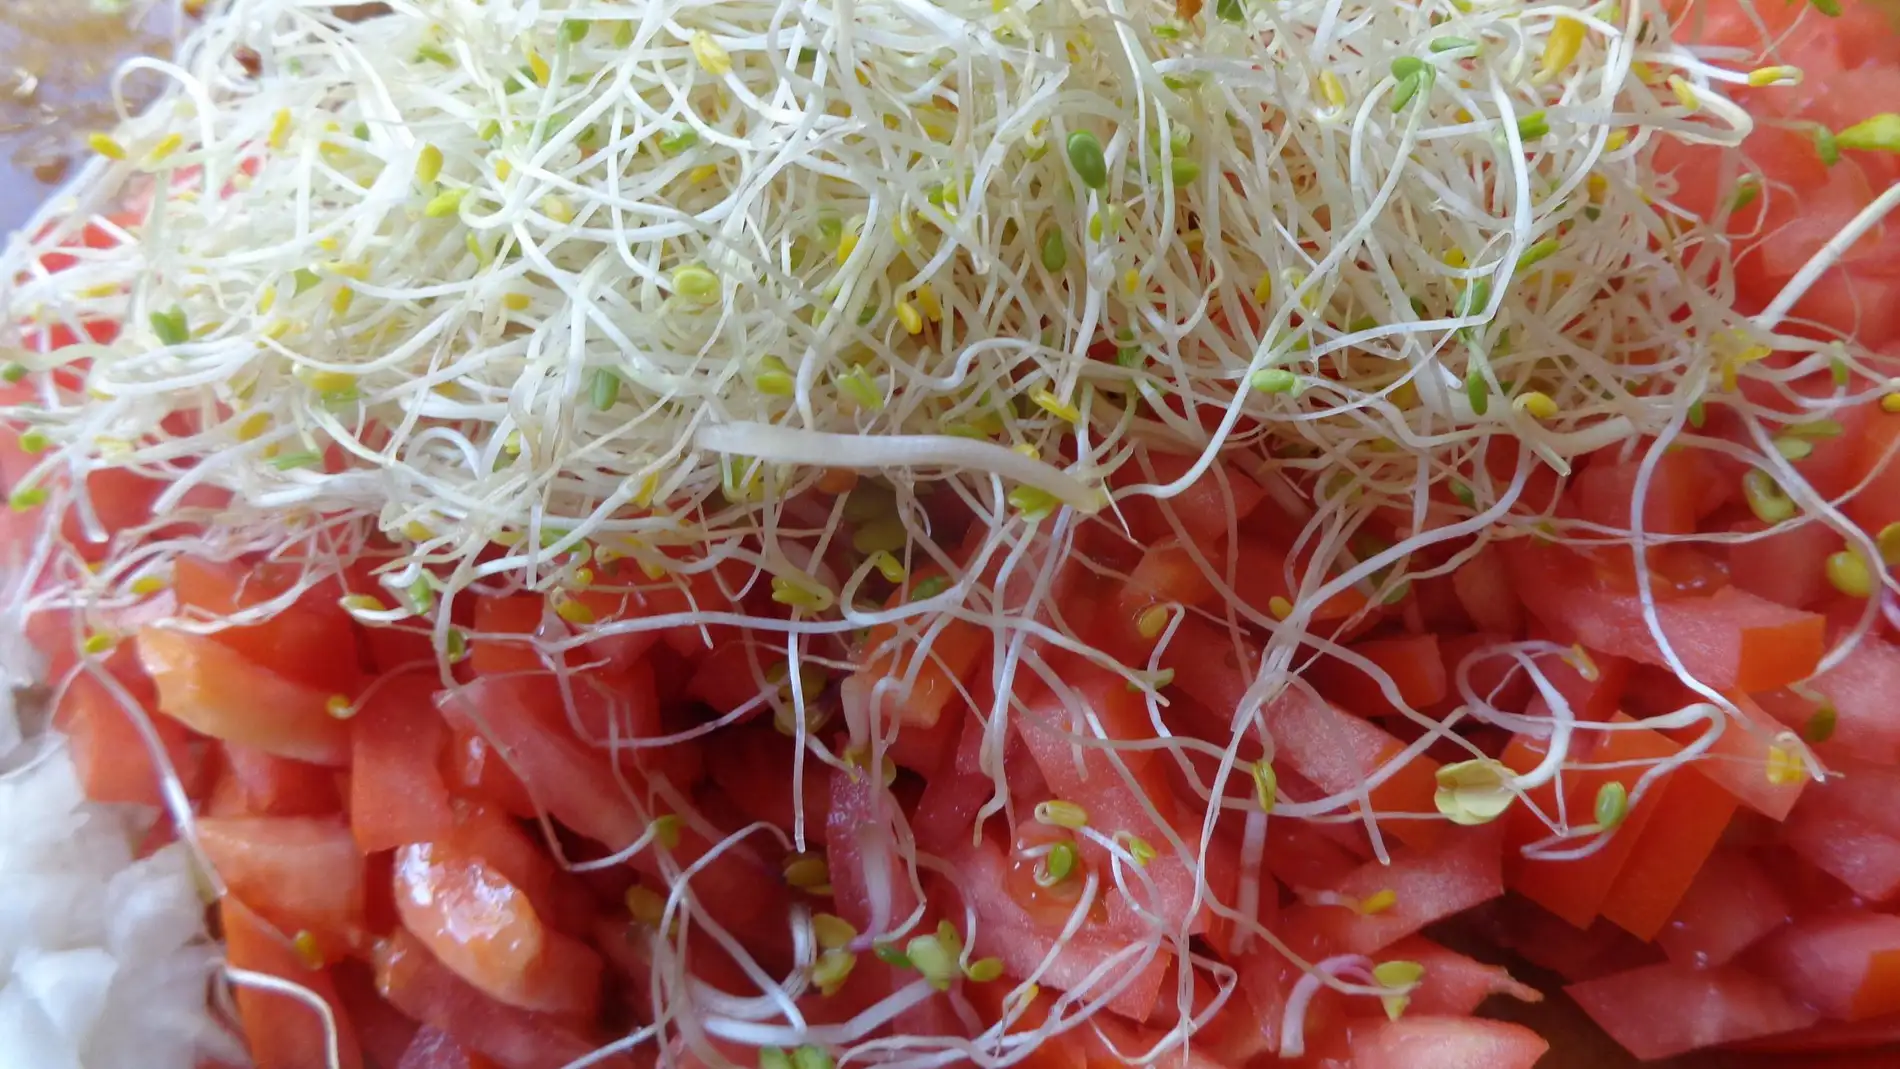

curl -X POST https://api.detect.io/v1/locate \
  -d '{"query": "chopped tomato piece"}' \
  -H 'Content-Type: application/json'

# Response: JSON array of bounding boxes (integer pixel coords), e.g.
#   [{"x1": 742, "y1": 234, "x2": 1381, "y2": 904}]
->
[
  {"x1": 1501, "y1": 721, "x2": 1678, "y2": 928},
  {"x1": 137, "y1": 627, "x2": 351, "y2": 766},
  {"x1": 172, "y1": 556, "x2": 362, "y2": 689},
  {"x1": 1655, "y1": 847, "x2": 1791, "y2": 969},
  {"x1": 223, "y1": 743, "x2": 343, "y2": 817},
  {"x1": 1727, "y1": 517, "x2": 1838, "y2": 610},
  {"x1": 1282, "y1": 828, "x2": 1504, "y2": 955},
  {"x1": 1108, "y1": 450, "x2": 1266, "y2": 548},
  {"x1": 847, "y1": 571, "x2": 987, "y2": 729},
  {"x1": 1682, "y1": 695, "x2": 1806, "y2": 821},
  {"x1": 200, "y1": 816, "x2": 367, "y2": 952},
  {"x1": 469, "y1": 596, "x2": 557, "y2": 677},
  {"x1": 393, "y1": 842, "x2": 603, "y2": 1019},
  {"x1": 1599, "y1": 765, "x2": 1737, "y2": 941},
  {"x1": 221, "y1": 896, "x2": 365, "y2": 1069},
  {"x1": 374, "y1": 930, "x2": 624, "y2": 1069},
  {"x1": 1340, "y1": 1016, "x2": 1549, "y2": 1069},
  {"x1": 1163, "y1": 616, "x2": 1442, "y2": 850},
  {"x1": 951, "y1": 838, "x2": 1171, "y2": 1022},
  {"x1": 58, "y1": 673, "x2": 200, "y2": 808},
  {"x1": 1384, "y1": 936, "x2": 1540, "y2": 1017},
  {"x1": 1756, "y1": 911, "x2": 1900, "y2": 1022},
  {"x1": 1809, "y1": 638, "x2": 1900, "y2": 765},
  {"x1": 1782, "y1": 804, "x2": 1900, "y2": 903},
  {"x1": 351, "y1": 675, "x2": 455, "y2": 852},
  {"x1": 441, "y1": 725, "x2": 539, "y2": 819},
  {"x1": 1450, "y1": 544, "x2": 1524, "y2": 637},
  {"x1": 1305, "y1": 633, "x2": 1447, "y2": 718},
  {"x1": 1504, "y1": 541, "x2": 1827, "y2": 692},
  {"x1": 1567, "y1": 961, "x2": 1820, "y2": 1060}
]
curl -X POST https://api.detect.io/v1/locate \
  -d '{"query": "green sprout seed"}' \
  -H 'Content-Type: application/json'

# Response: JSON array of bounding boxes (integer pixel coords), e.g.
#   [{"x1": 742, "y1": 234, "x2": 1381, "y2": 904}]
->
[
  {"x1": 1040, "y1": 229, "x2": 1067, "y2": 273},
  {"x1": 1066, "y1": 131, "x2": 1108, "y2": 190},
  {"x1": 1251, "y1": 368, "x2": 1298, "y2": 394},
  {"x1": 1216, "y1": 0, "x2": 1244, "y2": 22},
  {"x1": 150, "y1": 307, "x2": 190, "y2": 347},
  {"x1": 1391, "y1": 73, "x2": 1425, "y2": 112},
  {"x1": 592, "y1": 368, "x2": 620, "y2": 410},
  {"x1": 1465, "y1": 368, "x2": 1491, "y2": 416},
  {"x1": 1594, "y1": 781, "x2": 1629, "y2": 830},
  {"x1": 1803, "y1": 702, "x2": 1838, "y2": 744}
]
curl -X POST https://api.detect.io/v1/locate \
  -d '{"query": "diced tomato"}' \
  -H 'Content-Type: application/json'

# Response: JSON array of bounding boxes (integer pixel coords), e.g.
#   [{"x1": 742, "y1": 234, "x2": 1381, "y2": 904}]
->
[
  {"x1": 1282, "y1": 828, "x2": 1504, "y2": 955},
  {"x1": 393, "y1": 841, "x2": 603, "y2": 1019},
  {"x1": 1108, "y1": 450, "x2": 1266, "y2": 548},
  {"x1": 1844, "y1": 404, "x2": 1900, "y2": 538},
  {"x1": 223, "y1": 743, "x2": 343, "y2": 817},
  {"x1": 333, "y1": 962, "x2": 421, "y2": 1069},
  {"x1": 396, "y1": 1027, "x2": 489, "y2": 1069},
  {"x1": 1782, "y1": 804, "x2": 1900, "y2": 903},
  {"x1": 1728, "y1": 518, "x2": 1838, "y2": 610},
  {"x1": 469, "y1": 597, "x2": 557, "y2": 678},
  {"x1": 172, "y1": 556, "x2": 363, "y2": 689},
  {"x1": 1225, "y1": 533, "x2": 1374, "y2": 630},
  {"x1": 1163, "y1": 616, "x2": 1442, "y2": 850},
  {"x1": 1504, "y1": 540, "x2": 1826, "y2": 692},
  {"x1": 58, "y1": 672, "x2": 200, "y2": 808},
  {"x1": 1481, "y1": 897, "x2": 1663, "y2": 983},
  {"x1": 442, "y1": 725, "x2": 540, "y2": 819},
  {"x1": 1680, "y1": 695, "x2": 1806, "y2": 821},
  {"x1": 137, "y1": 627, "x2": 352, "y2": 766},
  {"x1": 1656, "y1": 847, "x2": 1791, "y2": 968},
  {"x1": 1567, "y1": 961, "x2": 1820, "y2": 1060},
  {"x1": 1501, "y1": 721, "x2": 1679, "y2": 929},
  {"x1": 951, "y1": 838, "x2": 1171, "y2": 1022},
  {"x1": 1383, "y1": 936, "x2": 1540, "y2": 1017},
  {"x1": 1728, "y1": 1012, "x2": 1900, "y2": 1055},
  {"x1": 960, "y1": 971, "x2": 1087, "y2": 1069},
  {"x1": 221, "y1": 896, "x2": 366, "y2": 1069},
  {"x1": 1600, "y1": 765, "x2": 1737, "y2": 941},
  {"x1": 848, "y1": 573, "x2": 987, "y2": 729},
  {"x1": 683, "y1": 636, "x2": 786, "y2": 716},
  {"x1": 1809, "y1": 638, "x2": 1900, "y2": 766},
  {"x1": 824, "y1": 766, "x2": 919, "y2": 938},
  {"x1": 201, "y1": 816, "x2": 367, "y2": 952},
  {"x1": 1338, "y1": 1016, "x2": 1548, "y2": 1069},
  {"x1": 1575, "y1": 447, "x2": 1711, "y2": 536},
  {"x1": 374, "y1": 930, "x2": 624, "y2": 1069},
  {"x1": 1756, "y1": 911, "x2": 1900, "y2": 1022},
  {"x1": 1450, "y1": 545, "x2": 1524, "y2": 637},
  {"x1": 1013, "y1": 657, "x2": 1208, "y2": 934},
  {"x1": 706, "y1": 724, "x2": 832, "y2": 849},
  {"x1": 1305, "y1": 633, "x2": 1447, "y2": 719},
  {"x1": 436, "y1": 677, "x2": 644, "y2": 853},
  {"x1": 351, "y1": 675, "x2": 455, "y2": 852}
]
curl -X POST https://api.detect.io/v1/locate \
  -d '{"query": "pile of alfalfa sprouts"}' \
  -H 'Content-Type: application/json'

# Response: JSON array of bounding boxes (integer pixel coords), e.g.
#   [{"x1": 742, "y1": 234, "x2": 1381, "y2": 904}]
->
[{"x1": 4, "y1": 0, "x2": 1898, "y2": 1066}]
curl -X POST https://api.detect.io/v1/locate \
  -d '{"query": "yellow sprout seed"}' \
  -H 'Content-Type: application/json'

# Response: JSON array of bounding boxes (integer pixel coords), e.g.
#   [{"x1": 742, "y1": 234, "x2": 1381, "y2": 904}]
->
[
  {"x1": 691, "y1": 31, "x2": 733, "y2": 76},
  {"x1": 1826, "y1": 549, "x2": 1874, "y2": 598},
  {"x1": 1358, "y1": 889, "x2": 1398, "y2": 915},
  {"x1": 1252, "y1": 761, "x2": 1277, "y2": 813},
  {"x1": 1031, "y1": 388, "x2": 1080, "y2": 423},
  {"x1": 896, "y1": 301, "x2": 923, "y2": 335},
  {"x1": 1268, "y1": 595, "x2": 1294, "y2": 620},
  {"x1": 416, "y1": 143, "x2": 443, "y2": 184},
  {"x1": 1136, "y1": 604, "x2": 1171, "y2": 640},
  {"x1": 88, "y1": 133, "x2": 127, "y2": 160},
  {"x1": 1034, "y1": 799, "x2": 1089, "y2": 830},
  {"x1": 1765, "y1": 741, "x2": 1806, "y2": 786},
  {"x1": 812, "y1": 913, "x2": 858, "y2": 951}
]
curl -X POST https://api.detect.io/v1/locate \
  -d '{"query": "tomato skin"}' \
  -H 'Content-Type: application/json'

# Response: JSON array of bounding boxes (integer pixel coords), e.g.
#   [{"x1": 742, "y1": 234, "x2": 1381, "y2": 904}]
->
[
  {"x1": 1450, "y1": 545, "x2": 1524, "y2": 636},
  {"x1": 1384, "y1": 936, "x2": 1539, "y2": 1017},
  {"x1": 221, "y1": 896, "x2": 366, "y2": 1069},
  {"x1": 1568, "y1": 961, "x2": 1821, "y2": 1060},
  {"x1": 1108, "y1": 450, "x2": 1266, "y2": 549},
  {"x1": 847, "y1": 571, "x2": 987, "y2": 730},
  {"x1": 1809, "y1": 638, "x2": 1900, "y2": 766},
  {"x1": 469, "y1": 596, "x2": 556, "y2": 678},
  {"x1": 138, "y1": 627, "x2": 352, "y2": 766},
  {"x1": 1162, "y1": 615, "x2": 1443, "y2": 851},
  {"x1": 201, "y1": 816, "x2": 368, "y2": 953}
]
